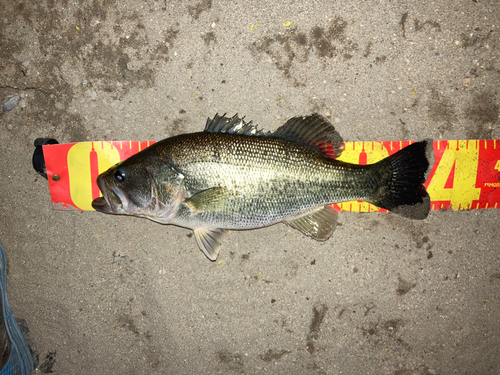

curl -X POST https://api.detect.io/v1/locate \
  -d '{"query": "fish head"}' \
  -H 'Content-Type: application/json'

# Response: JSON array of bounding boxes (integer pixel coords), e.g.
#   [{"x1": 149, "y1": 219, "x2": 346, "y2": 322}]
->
[{"x1": 92, "y1": 158, "x2": 185, "y2": 223}]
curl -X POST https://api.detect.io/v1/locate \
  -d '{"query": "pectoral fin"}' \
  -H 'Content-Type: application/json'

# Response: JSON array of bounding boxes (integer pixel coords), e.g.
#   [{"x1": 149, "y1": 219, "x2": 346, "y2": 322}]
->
[
  {"x1": 193, "y1": 227, "x2": 229, "y2": 261},
  {"x1": 286, "y1": 205, "x2": 339, "y2": 241},
  {"x1": 184, "y1": 187, "x2": 230, "y2": 214}
]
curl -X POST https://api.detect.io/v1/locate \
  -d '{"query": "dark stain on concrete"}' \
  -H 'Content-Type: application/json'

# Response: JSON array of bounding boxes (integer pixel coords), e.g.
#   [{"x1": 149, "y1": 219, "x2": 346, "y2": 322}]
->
[
  {"x1": 250, "y1": 30, "x2": 310, "y2": 81},
  {"x1": 461, "y1": 29, "x2": 490, "y2": 49},
  {"x1": 362, "y1": 319, "x2": 403, "y2": 337},
  {"x1": 250, "y1": 16, "x2": 355, "y2": 84},
  {"x1": 216, "y1": 349, "x2": 244, "y2": 373},
  {"x1": 396, "y1": 276, "x2": 416, "y2": 296},
  {"x1": 311, "y1": 26, "x2": 336, "y2": 58},
  {"x1": 382, "y1": 319, "x2": 403, "y2": 333},
  {"x1": 328, "y1": 16, "x2": 349, "y2": 43},
  {"x1": 259, "y1": 349, "x2": 291, "y2": 362},
  {"x1": 428, "y1": 89, "x2": 456, "y2": 135},
  {"x1": 168, "y1": 118, "x2": 186, "y2": 136},
  {"x1": 414, "y1": 19, "x2": 441, "y2": 32},
  {"x1": 203, "y1": 31, "x2": 217, "y2": 45},
  {"x1": 310, "y1": 16, "x2": 348, "y2": 58},
  {"x1": 395, "y1": 369, "x2": 413, "y2": 375},
  {"x1": 465, "y1": 91, "x2": 499, "y2": 139},
  {"x1": 363, "y1": 302, "x2": 376, "y2": 317},
  {"x1": 306, "y1": 304, "x2": 329, "y2": 354},
  {"x1": 399, "y1": 12, "x2": 408, "y2": 38},
  {"x1": 362, "y1": 319, "x2": 411, "y2": 355},
  {"x1": 117, "y1": 313, "x2": 140, "y2": 335},
  {"x1": 308, "y1": 97, "x2": 327, "y2": 114},
  {"x1": 153, "y1": 28, "x2": 180, "y2": 59},
  {"x1": 39, "y1": 351, "x2": 57, "y2": 373},
  {"x1": 187, "y1": 0, "x2": 212, "y2": 20},
  {"x1": 363, "y1": 41, "x2": 373, "y2": 58},
  {"x1": 414, "y1": 234, "x2": 430, "y2": 249},
  {"x1": 399, "y1": 119, "x2": 409, "y2": 140}
]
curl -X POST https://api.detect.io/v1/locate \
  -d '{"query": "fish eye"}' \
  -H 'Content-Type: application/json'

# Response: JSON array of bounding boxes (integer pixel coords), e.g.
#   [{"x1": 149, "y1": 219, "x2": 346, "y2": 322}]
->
[{"x1": 114, "y1": 169, "x2": 125, "y2": 182}]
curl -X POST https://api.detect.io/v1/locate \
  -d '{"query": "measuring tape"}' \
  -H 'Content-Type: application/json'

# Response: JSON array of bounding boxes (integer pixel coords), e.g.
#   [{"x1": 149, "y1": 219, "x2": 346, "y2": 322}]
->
[{"x1": 43, "y1": 140, "x2": 500, "y2": 212}]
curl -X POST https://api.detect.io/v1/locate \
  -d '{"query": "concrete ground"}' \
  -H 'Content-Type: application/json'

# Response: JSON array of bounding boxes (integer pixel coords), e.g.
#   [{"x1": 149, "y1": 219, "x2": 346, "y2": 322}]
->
[{"x1": 1, "y1": 0, "x2": 499, "y2": 374}]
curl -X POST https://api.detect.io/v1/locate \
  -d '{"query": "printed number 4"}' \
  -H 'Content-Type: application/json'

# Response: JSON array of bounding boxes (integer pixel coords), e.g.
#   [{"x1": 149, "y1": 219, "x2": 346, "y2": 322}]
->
[
  {"x1": 426, "y1": 140, "x2": 481, "y2": 210},
  {"x1": 495, "y1": 160, "x2": 500, "y2": 172}
]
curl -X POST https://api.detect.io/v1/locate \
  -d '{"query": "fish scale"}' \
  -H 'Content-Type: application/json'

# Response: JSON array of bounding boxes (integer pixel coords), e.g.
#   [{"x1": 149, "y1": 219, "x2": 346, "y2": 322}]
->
[{"x1": 151, "y1": 132, "x2": 378, "y2": 229}]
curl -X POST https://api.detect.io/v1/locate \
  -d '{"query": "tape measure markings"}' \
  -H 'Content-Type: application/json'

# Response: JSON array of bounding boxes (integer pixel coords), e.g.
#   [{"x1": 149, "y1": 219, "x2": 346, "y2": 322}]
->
[{"x1": 43, "y1": 139, "x2": 500, "y2": 212}]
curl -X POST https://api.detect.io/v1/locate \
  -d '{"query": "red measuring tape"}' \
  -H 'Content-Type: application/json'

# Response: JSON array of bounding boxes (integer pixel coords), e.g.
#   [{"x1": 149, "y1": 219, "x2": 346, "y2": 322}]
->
[{"x1": 42, "y1": 140, "x2": 500, "y2": 212}]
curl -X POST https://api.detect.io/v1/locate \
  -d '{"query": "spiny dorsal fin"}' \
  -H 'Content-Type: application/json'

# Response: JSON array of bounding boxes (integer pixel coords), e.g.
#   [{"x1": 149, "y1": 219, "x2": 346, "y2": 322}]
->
[
  {"x1": 285, "y1": 205, "x2": 339, "y2": 241},
  {"x1": 193, "y1": 227, "x2": 229, "y2": 261},
  {"x1": 272, "y1": 114, "x2": 344, "y2": 159},
  {"x1": 205, "y1": 114, "x2": 268, "y2": 136},
  {"x1": 205, "y1": 113, "x2": 344, "y2": 158}
]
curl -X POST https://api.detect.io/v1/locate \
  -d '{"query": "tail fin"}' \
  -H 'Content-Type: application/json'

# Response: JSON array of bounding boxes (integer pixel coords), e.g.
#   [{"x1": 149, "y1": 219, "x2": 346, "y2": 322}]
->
[{"x1": 368, "y1": 140, "x2": 434, "y2": 220}]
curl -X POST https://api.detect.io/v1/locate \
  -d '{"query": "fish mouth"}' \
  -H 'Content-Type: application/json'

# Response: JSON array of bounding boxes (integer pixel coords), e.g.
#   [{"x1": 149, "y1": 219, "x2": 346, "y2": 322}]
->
[
  {"x1": 91, "y1": 196, "x2": 112, "y2": 213},
  {"x1": 92, "y1": 175, "x2": 126, "y2": 214},
  {"x1": 92, "y1": 175, "x2": 112, "y2": 213}
]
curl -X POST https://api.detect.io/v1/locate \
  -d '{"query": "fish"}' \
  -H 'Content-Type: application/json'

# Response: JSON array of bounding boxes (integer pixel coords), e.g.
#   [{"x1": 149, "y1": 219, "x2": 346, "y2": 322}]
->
[{"x1": 92, "y1": 114, "x2": 434, "y2": 261}]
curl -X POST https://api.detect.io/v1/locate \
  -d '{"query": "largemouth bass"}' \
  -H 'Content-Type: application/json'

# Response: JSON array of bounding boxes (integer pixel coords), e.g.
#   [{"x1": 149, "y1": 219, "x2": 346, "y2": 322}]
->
[{"x1": 92, "y1": 114, "x2": 433, "y2": 261}]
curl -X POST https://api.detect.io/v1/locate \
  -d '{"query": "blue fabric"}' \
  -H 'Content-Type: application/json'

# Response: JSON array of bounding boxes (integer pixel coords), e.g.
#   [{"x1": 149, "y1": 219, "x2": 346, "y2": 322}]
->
[{"x1": 0, "y1": 243, "x2": 34, "y2": 375}]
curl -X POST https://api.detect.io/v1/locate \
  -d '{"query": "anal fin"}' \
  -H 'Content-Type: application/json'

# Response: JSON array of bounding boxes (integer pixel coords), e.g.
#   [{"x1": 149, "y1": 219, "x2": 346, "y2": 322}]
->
[
  {"x1": 193, "y1": 228, "x2": 229, "y2": 261},
  {"x1": 285, "y1": 205, "x2": 339, "y2": 241}
]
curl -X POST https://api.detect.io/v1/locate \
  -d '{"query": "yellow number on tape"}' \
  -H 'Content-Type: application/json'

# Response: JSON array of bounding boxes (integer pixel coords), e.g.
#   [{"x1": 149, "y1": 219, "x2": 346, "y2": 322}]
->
[
  {"x1": 426, "y1": 140, "x2": 481, "y2": 210},
  {"x1": 68, "y1": 142, "x2": 120, "y2": 210},
  {"x1": 494, "y1": 160, "x2": 500, "y2": 172}
]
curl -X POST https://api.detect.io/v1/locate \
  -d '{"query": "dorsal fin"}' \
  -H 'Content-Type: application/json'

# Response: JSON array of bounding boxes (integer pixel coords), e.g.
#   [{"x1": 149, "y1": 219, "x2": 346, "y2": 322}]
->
[
  {"x1": 205, "y1": 113, "x2": 344, "y2": 158},
  {"x1": 205, "y1": 113, "x2": 268, "y2": 136},
  {"x1": 272, "y1": 114, "x2": 344, "y2": 159}
]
